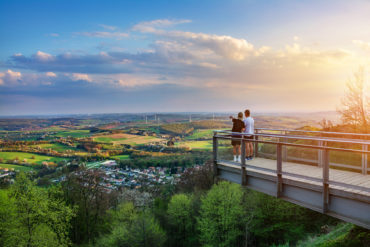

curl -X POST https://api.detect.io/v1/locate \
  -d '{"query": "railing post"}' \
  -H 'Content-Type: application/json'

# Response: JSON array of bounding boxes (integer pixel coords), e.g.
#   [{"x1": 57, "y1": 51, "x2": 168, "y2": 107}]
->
[
  {"x1": 282, "y1": 131, "x2": 288, "y2": 162},
  {"x1": 276, "y1": 143, "x2": 283, "y2": 197},
  {"x1": 322, "y1": 148, "x2": 330, "y2": 213},
  {"x1": 254, "y1": 129, "x2": 259, "y2": 158},
  {"x1": 241, "y1": 139, "x2": 247, "y2": 186},
  {"x1": 213, "y1": 133, "x2": 218, "y2": 180},
  {"x1": 318, "y1": 139, "x2": 323, "y2": 167},
  {"x1": 362, "y1": 144, "x2": 368, "y2": 175}
]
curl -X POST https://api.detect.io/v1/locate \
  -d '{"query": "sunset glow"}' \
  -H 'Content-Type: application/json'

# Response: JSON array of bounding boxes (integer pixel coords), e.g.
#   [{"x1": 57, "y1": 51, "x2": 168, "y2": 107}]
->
[{"x1": 1, "y1": 0, "x2": 370, "y2": 115}]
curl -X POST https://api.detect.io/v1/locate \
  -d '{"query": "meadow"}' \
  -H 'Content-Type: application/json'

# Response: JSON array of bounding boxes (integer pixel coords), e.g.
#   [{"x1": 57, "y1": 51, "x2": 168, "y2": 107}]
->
[
  {"x1": 31, "y1": 143, "x2": 80, "y2": 152},
  {"x1": 175, "y1": 141, "x2": 213, "y2": 150},
  {"x1": 111, "y1": 154, "x2": 130, "y2": 160},
  {"x1": 0, "y1": 152, "x2": 67, "y2": 165},
  {"x1": 0, "y1": 163, "x2": 34, "y2": 171},
  {"x1": 93, "y1": 133, "x2": 164, "y2": 146},
  {"x1": 54, "y1": 130, "x2": 91, "y2": 138}
]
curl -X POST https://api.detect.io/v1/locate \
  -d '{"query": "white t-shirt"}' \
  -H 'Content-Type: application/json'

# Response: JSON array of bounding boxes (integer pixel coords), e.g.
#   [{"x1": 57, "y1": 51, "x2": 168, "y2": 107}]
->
[{"x1": 243, "y1": 117, "x2": 254, "y2": 135}]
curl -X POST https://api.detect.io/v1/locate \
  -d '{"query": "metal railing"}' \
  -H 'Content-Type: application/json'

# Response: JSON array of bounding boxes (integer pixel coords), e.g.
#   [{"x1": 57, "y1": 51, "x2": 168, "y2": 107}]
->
[{"x1": 213, "y1": 129, "x2": 370, "y2": 212}]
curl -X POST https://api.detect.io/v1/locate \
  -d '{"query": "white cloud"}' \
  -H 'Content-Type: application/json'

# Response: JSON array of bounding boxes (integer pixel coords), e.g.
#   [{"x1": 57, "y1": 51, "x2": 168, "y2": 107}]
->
[
  {"x1": 132, "y1": 19, "x2": 191, "y2": 33},
  {"x1": 45, "y1": 72, "x2": 57, "y2": 77},
  {"x1": 0, "y1": 69, "x2": 22, "y2": 85},
  {"x1": 71, "y1": 73, "x2": 92, "y2": 82},
  {"x1": 353, "y1": 40, "x2": 370, "y2": 52},
  {"x1": 34, "y1": 51, "x2": 54, "y2": 62},
  {"x1": 76, "y1": 31, "x2": 129, "y2": 39},
  {"x1": 49, "y1": 33, "x2": 59, "y2": 37}
]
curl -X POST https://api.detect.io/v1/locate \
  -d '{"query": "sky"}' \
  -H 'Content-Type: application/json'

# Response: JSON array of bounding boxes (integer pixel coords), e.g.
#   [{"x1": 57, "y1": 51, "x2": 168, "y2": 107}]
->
[{"x1": 1, "y1": 0, "x2": 370, "y2": 115}]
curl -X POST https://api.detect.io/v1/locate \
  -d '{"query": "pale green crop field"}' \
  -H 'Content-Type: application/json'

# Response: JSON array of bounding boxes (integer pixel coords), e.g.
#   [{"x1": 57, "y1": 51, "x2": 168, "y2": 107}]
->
[
  {"x1": 0, "y1": 163, "x2": 34, "y2": 172},
  {"x1": 31, "y1": 143, "x2": 79, "y2": 152},
  {"x1": 111, "y1": 154, "x2": 130, "y2": 160},
  {"x1": 0, "y1": 152, "x2": 66, "y2": 165}
]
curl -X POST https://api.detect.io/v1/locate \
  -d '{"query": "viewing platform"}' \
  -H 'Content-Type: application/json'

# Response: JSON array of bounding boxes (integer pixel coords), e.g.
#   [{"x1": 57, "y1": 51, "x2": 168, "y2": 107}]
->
[{"x1": 213, "y1": 128, "x2": 370, "y2": 229}]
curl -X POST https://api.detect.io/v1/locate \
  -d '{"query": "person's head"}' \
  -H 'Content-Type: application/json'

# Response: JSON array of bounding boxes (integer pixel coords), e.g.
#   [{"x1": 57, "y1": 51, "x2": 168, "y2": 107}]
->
[
  {"x1": 238, "y1": 112, "x2": 243, "y2": 120},
  {"x1": 244, "y1": 109, "x2": 250, "y2": 117}
]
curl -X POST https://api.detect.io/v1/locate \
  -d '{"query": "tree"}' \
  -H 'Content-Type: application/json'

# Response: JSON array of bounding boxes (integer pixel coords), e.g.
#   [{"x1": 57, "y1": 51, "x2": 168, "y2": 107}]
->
[
  {"x1": 177, "y1": 160, "x2": 215, "y2": 193},
  {"x1": 167, "y1": 193, "x2": 197, "y2": 247},
  {"x1": 95, "y1": 204, "x2": 165, "y2": 247},
  {"x1": 197, "y1": 181, "x2": 245, "y2": 247},
  {"x1": 1, "y1": 173, "x2": 74, "y2": 247},
  {"x1": 126, "y1": 212, "x2": 166, "y2": 247},
  {"x1": 61, "y1": 168, "x2": 118, "y2": 244},
  {"x1": 338, "y1": 67, "x2": 369, "y2": 133}
]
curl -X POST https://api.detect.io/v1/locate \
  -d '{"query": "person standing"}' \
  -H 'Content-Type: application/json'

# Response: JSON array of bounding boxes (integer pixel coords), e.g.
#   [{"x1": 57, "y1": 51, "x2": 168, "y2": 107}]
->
[
  {"x1": 243, "y1": 109, "x2": 255, "y2": 160},
  {"x1": 229, "y1": 112, "x2": 245, "y2": 162}
]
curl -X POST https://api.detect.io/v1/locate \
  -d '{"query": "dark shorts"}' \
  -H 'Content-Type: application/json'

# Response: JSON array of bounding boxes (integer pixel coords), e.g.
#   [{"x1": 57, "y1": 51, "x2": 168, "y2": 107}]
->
[{"x1": 231, "y1": 134, "x2": 241, "y2": 146}]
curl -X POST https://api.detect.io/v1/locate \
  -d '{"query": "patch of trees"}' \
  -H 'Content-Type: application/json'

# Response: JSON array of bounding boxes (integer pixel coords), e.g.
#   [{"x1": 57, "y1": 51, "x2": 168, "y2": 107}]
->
[
  {"x1": 0, "y1": 173, "x2": 74, "y2": 247},
  {"x1": 118, "y1": 152, "x2": 211, "y2": 170}
]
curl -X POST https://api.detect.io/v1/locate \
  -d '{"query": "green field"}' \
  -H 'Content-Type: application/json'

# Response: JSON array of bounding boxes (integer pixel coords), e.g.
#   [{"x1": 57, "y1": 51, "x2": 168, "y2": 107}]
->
[
  {"x1": 55, "y1": 130, "x2": 91, "y2": 138},
  {"x1": 0, "y1": 152, "x2": 67, "y2": 165},
  {"x1": 31, "y1": 143, "x2": 79, "y2": 152},
  {"x1": 175, "y1": 141, "x2": 213, "y2": 150},
  {"x1": 111, "y1": 154, "x2": 130, "y2": 160},
  {"x1": 186, "y1": 129, "x2": 214, "y2": 140},
  {"x1": 0, "y1": 163, "x2": 34, "y2": 172},
  {"x1": 93, "y1": 133, "x2": 164, "y2": 146}
]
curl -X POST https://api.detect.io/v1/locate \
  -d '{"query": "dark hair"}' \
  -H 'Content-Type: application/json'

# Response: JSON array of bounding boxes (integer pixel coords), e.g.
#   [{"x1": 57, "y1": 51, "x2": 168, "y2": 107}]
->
[{"x1": 244, "y1": 109, "x2": 250, "y2": 117}]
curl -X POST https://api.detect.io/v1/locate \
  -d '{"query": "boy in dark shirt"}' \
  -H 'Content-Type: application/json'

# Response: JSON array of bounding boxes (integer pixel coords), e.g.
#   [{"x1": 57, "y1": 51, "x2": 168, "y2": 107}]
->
[{"x1": 229, "y1": 112, "x2": 245, "y2": 162}]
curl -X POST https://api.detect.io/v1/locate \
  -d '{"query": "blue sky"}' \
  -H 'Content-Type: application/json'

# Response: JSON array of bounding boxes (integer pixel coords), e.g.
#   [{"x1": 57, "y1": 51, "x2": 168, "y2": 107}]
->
[{"x1": 1, "y1": 0, "x2": 370, "y2": 115}]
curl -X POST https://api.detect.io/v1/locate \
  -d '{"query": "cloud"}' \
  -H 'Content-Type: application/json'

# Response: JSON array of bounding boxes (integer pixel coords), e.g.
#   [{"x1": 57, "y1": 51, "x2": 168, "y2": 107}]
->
[
  {"x1": 34, "y1": 51, "x2": 55, "y2": 62},
  {"x1": 132, "y1": 19, "x2": 191, "y2": 33},
  {"x1": 45, "y1": 72, "x2": 57, "y2": 77},
  {"x1": 71, "y1": 73, "x2": 92, "y2": 82},
  {"x1": 49, "y1": 33, "x2": 59, "y2": 37},
  {"x1": 353, "y1": 40, "x2": 370, "y2": 52},
  {"x1": 99, "y1": 24, "x2": 117, "y2": 31},
  {"x1": 0, "y1": 69, "x2": 22, "y2": 85},
  {"x1": 76, "y1": 31, "x2": 129, "y2": 39}
]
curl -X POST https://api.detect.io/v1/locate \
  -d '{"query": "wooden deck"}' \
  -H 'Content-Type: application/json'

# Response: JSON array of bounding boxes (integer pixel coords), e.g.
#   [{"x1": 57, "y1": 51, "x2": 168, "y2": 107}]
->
[
  {"x1": 216, "y1": 158, "x2": 370, "y2": 229},
  {"x1": 219, "y1": 158, "x2": 370, "y2": 197}
]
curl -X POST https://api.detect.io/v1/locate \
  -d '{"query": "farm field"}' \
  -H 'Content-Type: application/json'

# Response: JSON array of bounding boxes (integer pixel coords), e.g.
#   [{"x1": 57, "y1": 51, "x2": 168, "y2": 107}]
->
[
  {"x1": 93, "y1": 133, "x2": 164, "y2": 146},
  {"x1": 175, "y1": 141, "x2": 213, "y2": 150},
  {"x1": 0, "y1": 163, "x2": 34, "y2": 172},
  {"x1": 0, "y1": 152, "x2": 67, "y2": 165},
  {"x1": 111, "y1": 154, "x2": 130, "y2": 160},
  {"x1": 30, "y1": 143, "x2": 80, "y2": 152},
  {"x1": 54, "y1": 130, "x2": 91, "y2": 138}
]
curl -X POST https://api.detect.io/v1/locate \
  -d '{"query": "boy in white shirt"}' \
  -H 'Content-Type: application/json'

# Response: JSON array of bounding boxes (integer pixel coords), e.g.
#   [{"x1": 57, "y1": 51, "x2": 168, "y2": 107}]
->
[{"x1": 243, "y1": 109, "x2": 254, "y2": 160}]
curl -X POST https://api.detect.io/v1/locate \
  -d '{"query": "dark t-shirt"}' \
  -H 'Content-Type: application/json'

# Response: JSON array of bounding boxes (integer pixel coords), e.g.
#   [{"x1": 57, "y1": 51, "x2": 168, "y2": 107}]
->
[{"x1": 232, "y1": 119, "x2": 245, "y2": 133}]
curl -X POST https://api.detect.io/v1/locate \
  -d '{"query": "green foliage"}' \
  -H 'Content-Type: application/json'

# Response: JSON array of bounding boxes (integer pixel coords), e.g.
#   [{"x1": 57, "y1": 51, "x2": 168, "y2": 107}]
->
[
  {"x1": 126, "y1": 212, "x2": 166, "y2": 247},
  {"x1": 61, "y1": 168, "x2": 117, "y2": 244},
  {"x1": 246, "y1": 191, "x2": 337, "y2": 246},
  {"x1": 297, "y1": 223, "x2": 370, "y2": 247},
  {"x1": 95, "y1": 203, "x2": 166, "y2": 247},
  {"x1": 198, "y1": 181, "x2": 245, "y2": 247},
  {"x1": 167, "y1": 193, "x2": 197, "y2": 246},
  {"x1": 0, "y1": 173, "x2": 74, "y2": 247}
]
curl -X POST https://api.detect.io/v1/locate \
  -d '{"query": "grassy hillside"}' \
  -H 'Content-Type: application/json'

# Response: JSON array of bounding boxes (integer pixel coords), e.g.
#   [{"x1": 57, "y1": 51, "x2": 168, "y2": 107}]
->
[
  {"x1": 297, "y1": 223, "x2": 370, "y2": 247},
  {"x1": 0, "y1": 163, "x2": 34, "y2": 171},
  {"x1": 0, "y1": 152, "x2": 66, "y2": 165}
]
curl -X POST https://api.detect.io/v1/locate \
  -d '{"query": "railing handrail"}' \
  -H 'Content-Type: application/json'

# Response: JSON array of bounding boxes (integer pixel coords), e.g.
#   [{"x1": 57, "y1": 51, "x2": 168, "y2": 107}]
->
[
  {"x1": 213, "y1": 134, "x2": 370, "y2": 155},
  {"x1": 255, "y1": 127, "x2": 370, "y2": 138},
  {"x1": 213, "y1": 130, "x2": 370, "y2": 146}
]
